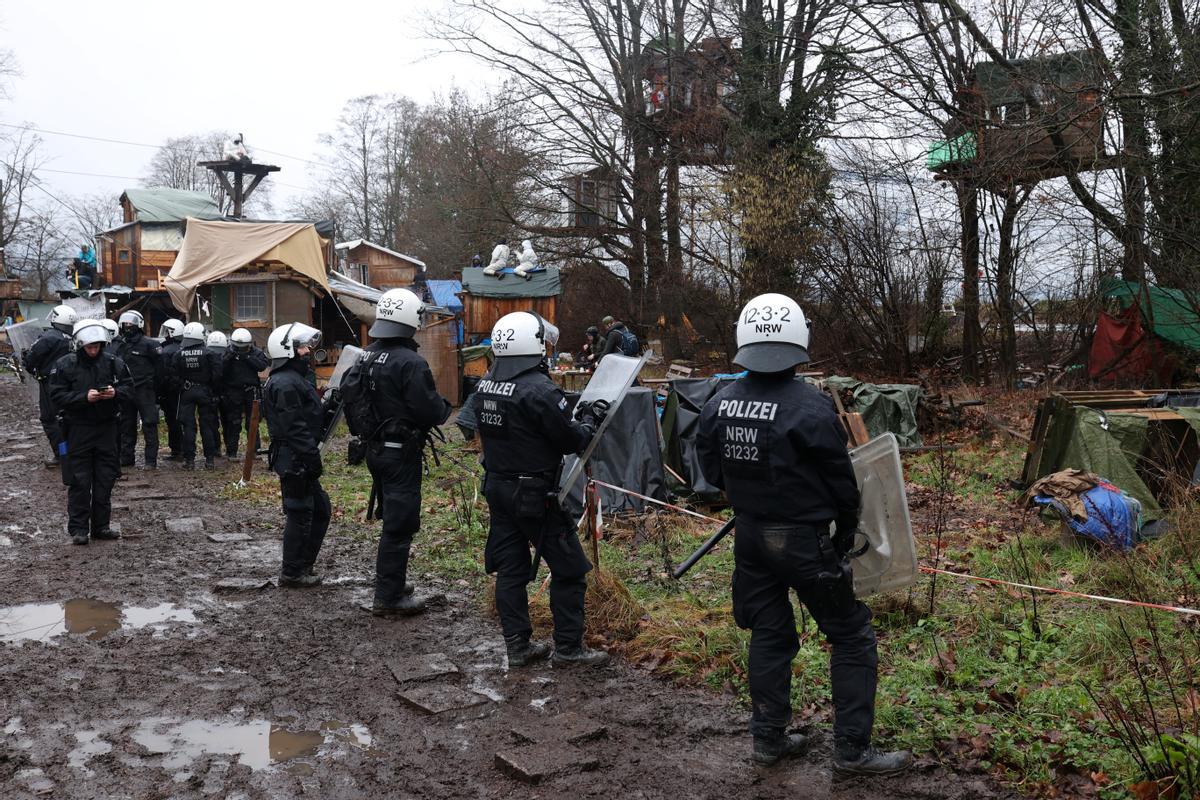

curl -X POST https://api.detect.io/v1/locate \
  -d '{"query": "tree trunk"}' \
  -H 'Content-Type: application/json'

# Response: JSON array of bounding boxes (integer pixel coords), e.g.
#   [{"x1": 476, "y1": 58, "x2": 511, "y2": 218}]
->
[
  {"x1": 995, "y1": 191, "x2": 1022, "y2": 390},
  {"x1": 959, "y1": 180, "x2": 983, "y2": 382}
]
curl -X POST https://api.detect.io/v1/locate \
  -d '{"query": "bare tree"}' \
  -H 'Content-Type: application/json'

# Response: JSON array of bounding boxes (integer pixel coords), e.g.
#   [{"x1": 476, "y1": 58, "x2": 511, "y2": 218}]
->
[{"x1": 144, "y1": 132, "x2": 274, "y2": 215}]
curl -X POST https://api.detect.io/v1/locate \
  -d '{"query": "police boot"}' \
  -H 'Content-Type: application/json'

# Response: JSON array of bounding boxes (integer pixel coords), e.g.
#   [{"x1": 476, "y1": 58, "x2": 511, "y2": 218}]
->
[
  {"x1": 71, "y1": 533, "x2": 89, "y2": 546},
  {"x1": 204, "y1": 457, "x2": 215, "y2": 470},
  {"x1": 45, "y1": 457, "x2": 60, "y2": 469},
  {"x1": 832, "y1": 739, "x2": 912, "y2": 776},
  {"x1": 752, "y1": 732, "x2": 809, "y2": 766},
  {"x1": 92, "y1": 529, "x2": 121, "y2": 541},
  {"x1": 142, "y1": 461, "x2": 157, "y2": 471},
  {"x1": 182, "y1": 460, "x2": 195, "y2": 471},
  {"x1": 370, "y1": 593, "x2": 426, "y2": 617},
  {"x1": 279, "y1": 573, "x2": 322, "y2": 588},
  {"x1": 505, "y1": 635, "x2": 551, "y2": 667},
  {"x1": 551, "y1": 645, "x2": 609, "y2": 667}
]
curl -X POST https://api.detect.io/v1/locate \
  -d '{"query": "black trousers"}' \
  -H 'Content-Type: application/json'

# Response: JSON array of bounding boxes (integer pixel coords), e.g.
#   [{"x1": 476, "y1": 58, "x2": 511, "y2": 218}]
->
[
  {"x1": 484, "y1": 475, "x2": 591, "y2": 648},
  {"x1": 177, "y1": 384, "x2": 219, "y2": 461},
  {"x1": 119, "y1": 383, "x2": 159, "y2": 465},
  {"x1": 732, "y1": 520, "x2": 878, "y2": 746},
  {"x1": 37, "y1": 381, "x2": 62, "y2": 457},
  {"x1": 220, "y1": 385, "x2": 260, "y2": 456},
  {"x1": 64, "y1": 423, "x2": 120, "y2": 538},
  {"x1": 279, "y1": 470, "x2": 331, "y2": 577},
  {"x1": 366, "y1": 446, "x2": 424, "y2": 605},
  {"x1": 160, "y1": 389, "x2": 182, "y2": 456}
]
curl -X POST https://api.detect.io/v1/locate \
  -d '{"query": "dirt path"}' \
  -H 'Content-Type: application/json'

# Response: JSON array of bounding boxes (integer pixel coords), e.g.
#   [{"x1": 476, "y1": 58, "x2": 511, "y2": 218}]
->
[{"x1": 0, "y1": 374, "x2": 1009, "y2": 799}]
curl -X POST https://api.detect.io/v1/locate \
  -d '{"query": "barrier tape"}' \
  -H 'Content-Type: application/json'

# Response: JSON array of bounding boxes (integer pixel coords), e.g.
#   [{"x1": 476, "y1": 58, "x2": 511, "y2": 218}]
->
[{"x1": 585, "y1": 479, "x2": 1200, "y2": 618}]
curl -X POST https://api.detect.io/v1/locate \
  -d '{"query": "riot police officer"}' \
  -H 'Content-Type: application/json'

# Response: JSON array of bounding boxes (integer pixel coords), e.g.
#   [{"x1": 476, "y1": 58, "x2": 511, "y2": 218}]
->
[
  {"x1": 23, "y1": 304, "x2": 78, "y2": 465},
  {"x1": 262, "y1": 322, "x2": 330, "y2": 587},
  {"x1": 220, "y1": 328, "x2": 269, "y2": 459},
  {"x1": 168, "y1": 322, "x2": 223, "y2": 470},
  {"x1": 696, "y1": 293, "x2": 911, "y2": 774},
  {"x1": 475, "y1": 311, "x2": 607, "y2": 667},
  {"x1": 354, "y1": 288, "x2": 452, "y2": 616},
  {"x1": 111, "y1": 310, "x2": 162, "y2": 469},
  {"x1": 158, "y1": 318, "x2": 186, "y2": 460},
  {"x1": 49, "y1": 319, "x2": 132, "y2": 545}
]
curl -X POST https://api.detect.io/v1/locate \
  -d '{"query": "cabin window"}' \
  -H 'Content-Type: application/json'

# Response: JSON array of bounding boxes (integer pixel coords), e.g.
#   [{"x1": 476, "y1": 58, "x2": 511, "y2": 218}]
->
[
  {"x1": 234, "y1": 283, "x2": 267, "y2": 321},
  {"x1": 118, "y1": 249, "x2": 131, "y2": 263}
]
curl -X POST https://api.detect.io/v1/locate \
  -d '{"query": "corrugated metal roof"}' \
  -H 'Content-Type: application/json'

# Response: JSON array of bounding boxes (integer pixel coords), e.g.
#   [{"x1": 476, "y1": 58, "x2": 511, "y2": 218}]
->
[{"x1": 120, "y1": 188, "x2": 224, "y2": 223}]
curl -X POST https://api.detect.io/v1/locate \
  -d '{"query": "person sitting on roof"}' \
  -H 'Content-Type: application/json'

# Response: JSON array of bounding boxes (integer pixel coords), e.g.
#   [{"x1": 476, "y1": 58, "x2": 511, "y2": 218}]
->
[{"x1": 483, "y1": 238, "x2": 511, "y2": 278}]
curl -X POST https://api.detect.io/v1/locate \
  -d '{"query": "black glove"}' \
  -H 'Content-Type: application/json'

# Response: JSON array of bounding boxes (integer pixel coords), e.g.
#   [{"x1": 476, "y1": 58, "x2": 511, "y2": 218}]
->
[
  {"x1": 833, "y1": 526, "x2": 868, "y2": 558},
  {"x1": 301, "y1": 451, "x2": 323, "y2": 479}
]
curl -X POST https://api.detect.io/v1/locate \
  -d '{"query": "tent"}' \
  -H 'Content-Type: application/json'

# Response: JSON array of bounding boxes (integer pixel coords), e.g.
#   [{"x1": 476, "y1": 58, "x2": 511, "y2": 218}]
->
[
  {"x1": 165, "y1": 219, "x2": 329, "y2": 313},
  {"x1": 1090, "y1": 280, "x2": 1200, "y2": 382}
]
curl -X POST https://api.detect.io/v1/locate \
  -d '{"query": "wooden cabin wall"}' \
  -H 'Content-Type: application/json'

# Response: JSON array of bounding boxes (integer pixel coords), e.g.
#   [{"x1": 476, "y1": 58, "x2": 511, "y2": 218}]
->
[
  {"x1": 345, "y1": 244, "x2": 421, "y2": 288},
  {"x1": 462, "y1": 295, "x2": 558, "y2": 341},
  {"x1": 414, "y1": 316, "x2": 461, "y2": 405}
]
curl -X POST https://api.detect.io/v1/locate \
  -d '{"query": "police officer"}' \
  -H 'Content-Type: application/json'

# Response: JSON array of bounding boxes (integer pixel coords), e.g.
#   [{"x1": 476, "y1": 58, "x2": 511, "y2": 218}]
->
[
  {"x1": 356, "y1": 288, "x2": 452, "y2": 616},
  {"x1": 23, "y1": 304, "x2": 78, "y2": 465},
  {"x1": 262, "y1": 322, "x2": 330, "y2": 587},
  {"x1": 475, "y1": 311, "x2": 607, "y2": 667},
  {"x1": 158, "y1": 319, "x2": 186, "y2": 460},
  {"x1": 49, "y1": 319, "x2": 132, "y2": 545},
  {"x1": 220, "y1": 328, "x2": 269, "y2": 459},
  {"x1": 110, "y1": 310, "x2": 162, "y2": 469},
  {"x1": 168, "y1": 322, "x2": 223, "y2": 470},
  {"x1": 206, "y1": 330, "x2": 230, "y2": 451},
  {"x1": 696, "y1": 293, "x2": 911, "y2": 774}
]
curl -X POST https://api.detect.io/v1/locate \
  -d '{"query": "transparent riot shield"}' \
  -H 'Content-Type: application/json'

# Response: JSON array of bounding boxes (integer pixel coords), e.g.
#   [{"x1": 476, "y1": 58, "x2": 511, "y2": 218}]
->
[
  {"x1": 327, "y1": 345, "x2": 364, "y2": 391},
  {"x1": 848, "y1": 433, "x2": 918, "y2": 597},
  {"x1": 4, "y1": 319, "x2": 49, "y2": 402},
  {"x1": 557, "y1": 353, "x2": 648, "y2": 504}
]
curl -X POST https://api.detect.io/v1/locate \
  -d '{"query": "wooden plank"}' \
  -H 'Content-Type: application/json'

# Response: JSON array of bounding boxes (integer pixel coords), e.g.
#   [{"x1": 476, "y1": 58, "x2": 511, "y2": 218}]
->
[{"x1": 841, "y1": 412, "x2": 870, "y2": 447}]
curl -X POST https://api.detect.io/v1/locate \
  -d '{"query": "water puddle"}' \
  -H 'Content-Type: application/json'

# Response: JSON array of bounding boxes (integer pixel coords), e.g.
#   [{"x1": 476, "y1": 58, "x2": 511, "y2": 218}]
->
[
  {"x1": 0, "y1": 535, "x2": 12, "y2": 547},
  {"x1": 0, "y1": 599, "x2": 197, "y2": 643},
  {"x1": 131, "y1": 717, "x2": 373, "y2": 770}
]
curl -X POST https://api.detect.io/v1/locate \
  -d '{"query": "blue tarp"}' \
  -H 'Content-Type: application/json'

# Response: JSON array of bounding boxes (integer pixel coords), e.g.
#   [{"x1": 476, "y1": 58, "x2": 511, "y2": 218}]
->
[
  {"x1": 1033, "y1": 479, "x2": 1142, "y2": 550},
  {"x1": 427, "y1": 279, "x2": 463, "y2": 313}
]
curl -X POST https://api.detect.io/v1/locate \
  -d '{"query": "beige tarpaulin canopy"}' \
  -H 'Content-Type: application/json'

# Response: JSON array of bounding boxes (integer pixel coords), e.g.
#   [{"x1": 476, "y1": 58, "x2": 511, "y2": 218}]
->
[{"x1": 165, "y1": 219, "x2": 330, "y2": 312}]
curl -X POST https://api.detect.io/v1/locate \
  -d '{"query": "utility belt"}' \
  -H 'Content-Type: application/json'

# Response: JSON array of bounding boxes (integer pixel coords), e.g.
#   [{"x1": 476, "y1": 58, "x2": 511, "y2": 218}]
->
[
  {"x1": 181, "y1": 379, "x2": 214, "y2": 391},
  {"x1": 486, "y1": 467, "x2": 562, "y2": 520}
]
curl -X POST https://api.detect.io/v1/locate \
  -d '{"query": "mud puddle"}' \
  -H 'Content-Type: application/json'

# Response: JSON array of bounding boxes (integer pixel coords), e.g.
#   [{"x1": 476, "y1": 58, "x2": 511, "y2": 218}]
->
[
  {"x1": 0, "y1": 599, "x2": 197, "y2": 643},
  {"x1": 129, "y1": 717, "x2": 375, "y2": 771}
]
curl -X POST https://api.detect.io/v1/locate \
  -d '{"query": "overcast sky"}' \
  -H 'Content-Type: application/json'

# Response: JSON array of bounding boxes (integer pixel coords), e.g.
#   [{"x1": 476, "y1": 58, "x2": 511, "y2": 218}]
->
[{"x1": 0, "y1": 0, "x2": 492, "y2": 215}]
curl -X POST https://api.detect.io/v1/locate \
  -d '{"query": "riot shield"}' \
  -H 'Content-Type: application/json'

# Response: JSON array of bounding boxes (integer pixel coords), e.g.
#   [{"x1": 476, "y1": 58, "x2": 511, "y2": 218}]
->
[
  {"x1": 327, "y1": 345, "x2": 364, "y2": 391},
  {"x1": 848, "y1": 433, "x2": 918, "y2": 597},
  {"x1": 4, "y1": 320, "x2": 49, "y2": 401},
  {"x1": 557, "y1": 353, "x2": 648, "y2": 504}
]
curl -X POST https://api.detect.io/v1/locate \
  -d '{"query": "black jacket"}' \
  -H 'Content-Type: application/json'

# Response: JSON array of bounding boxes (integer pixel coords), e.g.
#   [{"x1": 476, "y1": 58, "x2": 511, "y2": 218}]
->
[
  {"x1": 697, "y1": 373, "x2": 860, "y2": 531},
  {"x1": 168, "y1": 343, "x2": 223, "y2": 390},
  {"x1": 600, "y1": 323, "x2": 628, "y2": 359},
  {"x1": 221, "y1": 345, "x2": 270, "y2": 389},
  {"x1": 475, "y1": 364, "x2": 592, "y2": 476},
  {"x1": 363, "y1": 338, "x2": 452, "y2": 438},
  {"x1": 24, "y1": 328, "x2": 73, "y2": 381},
  {"x1": 263, "y1": 361, "x2": 323, "y2": 472},
  {"x1": 109, "y1": 330, "x2": 162, "y2": 390},
  {"x1": 159, "y1": 339, "x2": 182, "y2": 391},
  {"x1": 48, "y1": 349, "x2": 133, "y2": 426}
]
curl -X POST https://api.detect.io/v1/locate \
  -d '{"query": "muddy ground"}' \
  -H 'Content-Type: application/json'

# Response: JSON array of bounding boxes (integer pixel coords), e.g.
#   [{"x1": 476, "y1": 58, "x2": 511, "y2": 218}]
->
[{"x1": 0, "y1": 374, "x2": 1010, "y2": 799}]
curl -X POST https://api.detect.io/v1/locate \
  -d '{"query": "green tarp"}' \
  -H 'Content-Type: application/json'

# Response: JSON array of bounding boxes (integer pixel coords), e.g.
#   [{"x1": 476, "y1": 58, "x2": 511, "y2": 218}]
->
[
  {"x1": 461, "y1": 267, "x2": 561, "y2": 298},
  {"x1": 121, "y1": 188, "x2": 223, "y2": 223},
  {"x1": 824, "y1": 377, "x2": 923, "y2": 448},
  {"x1": 1102, "y1": 279, "x2": 1200, "y2": 352}
]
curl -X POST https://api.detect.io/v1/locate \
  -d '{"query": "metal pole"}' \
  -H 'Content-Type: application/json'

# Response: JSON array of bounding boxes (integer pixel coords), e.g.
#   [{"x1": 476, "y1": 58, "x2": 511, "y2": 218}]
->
[{"x1": 672, "y1": 517, "x2": 736, "y2": 580}]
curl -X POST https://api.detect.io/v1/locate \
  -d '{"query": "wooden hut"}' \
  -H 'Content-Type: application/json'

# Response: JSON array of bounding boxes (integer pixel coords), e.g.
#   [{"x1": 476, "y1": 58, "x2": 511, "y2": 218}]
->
[
  {"x1": 335, "y1": 240, "x2": 426, "y2": 289},
  {"x1": 98, "y1": 188, "x2": 224, "y2": 290},
  {"x1": 460, "y1": 266, "x2": 561, "y2": 343}
]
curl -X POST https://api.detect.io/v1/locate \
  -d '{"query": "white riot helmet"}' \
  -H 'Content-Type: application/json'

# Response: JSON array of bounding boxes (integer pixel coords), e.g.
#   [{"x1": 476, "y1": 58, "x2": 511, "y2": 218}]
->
[
  {"x1": 733, "y1": 293, "x2": 810, "y2": 372},
  {"x1": 181, "y1": 322, "x2": 207, "y2": 347},
  {"x1": 489, "y1": 311, "x2": 550, "y2": 380},
  {"x1": 72, "y1": 318, "x2": 108, "y2": 348},
  {"x1": 48, "y1": 304, "x2": 78, "y2": 334},
  {"x1": 369, "y1": 288, "x2": 423, "y2": 339},
  {"x1": 230, "y1": 327, "x2": 253, "y2": 351},
  {"x1": 159, "y1": 318, "x2": 184, "y2": 340},
  {"x1": 267, "y1": 322, "x2": 321, "y2": 369},
  {"x1": 100, "y1": 318, "x2": 119, "y2": 342},
  {"x1": 118, "y1": 310, "x2": 144, "y2": 332},
  {"x1": 206, "y1": 331, "x2": 229, "y2": 350}
]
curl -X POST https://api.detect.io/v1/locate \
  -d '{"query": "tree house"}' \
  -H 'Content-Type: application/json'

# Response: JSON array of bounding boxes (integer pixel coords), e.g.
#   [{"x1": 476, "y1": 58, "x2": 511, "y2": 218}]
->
[
  {"x1": 643, "y1": 36, "x2": 736, "y2": 165},
  {"x1": 927, "y1": 50, "x2": 1110, "y2": 190},
  {"x1": 557, "y1": 166, "x2": 620, "y2": 233}
]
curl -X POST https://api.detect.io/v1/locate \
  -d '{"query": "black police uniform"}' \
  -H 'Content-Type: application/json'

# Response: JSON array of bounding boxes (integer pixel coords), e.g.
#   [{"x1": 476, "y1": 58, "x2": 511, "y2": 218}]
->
[
  {"x1": 110, "y1": 328, "x2": 162, "y2": 466},
  {"x1": 475, "y1": 363, "x2": 594, "y2": 650},
  {"x1": 697, "y1": 373, "x2": 876, "y2": 749},
  {"x1": 23, "y1": 327, "x2": 73, "y2": 457},
  {"x1": 220, "y1": 344, "x2": 269, "y2": 457},
  {"x1": 263, "y1": 358, "x2": 331, "y2": 578},
  {"x1": 168, "y1": 341, "x2": 223, "y2": 464},
  {"x1": 159, "y1": 337, "x2": 184, "y2": 458},
  {"x1": 48, "y1": 347, "x2": 132, "y2": 540},
  {"x1": 360, "y1": 338, "x2": 452, "y2": 606}
]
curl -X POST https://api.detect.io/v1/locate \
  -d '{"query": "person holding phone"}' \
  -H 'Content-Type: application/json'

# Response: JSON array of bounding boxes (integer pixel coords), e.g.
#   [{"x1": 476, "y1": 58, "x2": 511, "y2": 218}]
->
[{"x1": 48, "y1": 319, "x2": 132, "y2": 545}]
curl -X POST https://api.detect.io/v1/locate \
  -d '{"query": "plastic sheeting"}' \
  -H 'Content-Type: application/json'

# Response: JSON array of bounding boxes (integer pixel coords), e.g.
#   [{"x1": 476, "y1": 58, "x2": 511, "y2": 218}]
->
[
  {"x1": 823, "y1": 376, "x2": 923, "y2": 448},
  {"x1": 1088, "y1": 306, "x2": 1174, "y2": 383},
  {"x1": 121, "y1": 188, "x2": 223, "y2": 223},
  {"x1": 461, "y1": 266, "x2": 561, "y2": 299},
  {"x1": 661, "y1": 376, "x2": 738, "y2": 496},
  {"x1": 562, "y1": 388, "x2": 667, "y2": 518}
]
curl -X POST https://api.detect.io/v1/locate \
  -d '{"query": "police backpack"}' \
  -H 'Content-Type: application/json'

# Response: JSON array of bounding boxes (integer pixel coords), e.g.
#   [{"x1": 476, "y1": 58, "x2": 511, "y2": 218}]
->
[{"x1": 339, "y1": 351, "x2": 388, "y2": 440}]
